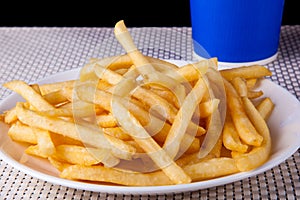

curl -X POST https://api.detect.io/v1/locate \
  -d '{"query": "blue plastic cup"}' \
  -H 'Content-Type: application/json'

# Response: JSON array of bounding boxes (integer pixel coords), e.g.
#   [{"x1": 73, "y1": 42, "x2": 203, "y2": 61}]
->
[{"x1": 190, "y1": 0, "x2": 285, "y2": 68}]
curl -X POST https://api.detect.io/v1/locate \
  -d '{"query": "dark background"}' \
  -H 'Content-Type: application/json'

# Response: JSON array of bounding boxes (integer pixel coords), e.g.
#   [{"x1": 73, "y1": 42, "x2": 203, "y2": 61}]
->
[{"x1": 0, "y1": 0, "x2": 298, "y2": 27}]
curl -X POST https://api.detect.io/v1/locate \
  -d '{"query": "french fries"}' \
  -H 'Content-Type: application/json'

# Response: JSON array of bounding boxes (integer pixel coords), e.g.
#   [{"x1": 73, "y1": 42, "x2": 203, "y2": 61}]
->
[{"x1": 1, "y1": 20, "x2": 275, "y2": 186}]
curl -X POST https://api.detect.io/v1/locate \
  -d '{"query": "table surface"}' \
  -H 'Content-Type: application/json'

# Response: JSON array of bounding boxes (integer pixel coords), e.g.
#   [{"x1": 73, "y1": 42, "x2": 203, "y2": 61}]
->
[{"x1": 0, "y1": 25, "x2": 299, "y2": 200}]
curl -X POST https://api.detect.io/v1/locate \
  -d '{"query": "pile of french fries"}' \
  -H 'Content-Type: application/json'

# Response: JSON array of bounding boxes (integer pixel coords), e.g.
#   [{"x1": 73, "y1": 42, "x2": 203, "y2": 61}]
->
[{"x1": 0, "y1": 20, "x2": 275, "y2": 186}]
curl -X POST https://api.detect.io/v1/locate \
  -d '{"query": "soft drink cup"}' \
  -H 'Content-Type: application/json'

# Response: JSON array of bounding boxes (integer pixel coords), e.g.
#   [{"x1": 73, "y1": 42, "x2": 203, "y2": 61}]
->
[{"x1": 190, "y1": 0, "x2": 285, "y2": 68}]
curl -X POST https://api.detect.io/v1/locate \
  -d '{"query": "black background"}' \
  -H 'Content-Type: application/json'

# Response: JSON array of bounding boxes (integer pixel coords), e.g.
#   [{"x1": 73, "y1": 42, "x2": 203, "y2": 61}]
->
[{"x1": 0, "y1": 0, "x2": 298, "y2": 27}]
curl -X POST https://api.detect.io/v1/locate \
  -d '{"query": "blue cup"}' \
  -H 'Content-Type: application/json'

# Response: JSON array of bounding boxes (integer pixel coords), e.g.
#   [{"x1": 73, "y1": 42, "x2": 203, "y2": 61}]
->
[{"x1": 190, "y1": 0, "x2": 285, "y2": 68}]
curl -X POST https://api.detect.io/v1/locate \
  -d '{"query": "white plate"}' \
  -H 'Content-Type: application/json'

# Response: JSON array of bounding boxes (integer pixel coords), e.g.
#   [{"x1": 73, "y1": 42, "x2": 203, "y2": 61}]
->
[{"x1": 1, "y1": 60, "x2": 300, "y2": 195}]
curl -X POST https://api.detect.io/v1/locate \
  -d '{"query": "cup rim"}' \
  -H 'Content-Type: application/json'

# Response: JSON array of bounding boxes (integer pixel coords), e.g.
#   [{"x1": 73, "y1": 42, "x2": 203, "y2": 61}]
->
[{"x1": 193, "y1": 51, "x2": 278, "y2": 70}]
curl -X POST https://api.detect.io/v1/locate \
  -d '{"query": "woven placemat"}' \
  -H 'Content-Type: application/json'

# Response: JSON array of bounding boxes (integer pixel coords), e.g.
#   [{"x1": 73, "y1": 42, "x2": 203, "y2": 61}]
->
[{"x1": 0, "y1": 26, "x2": 299, "y2": 199}]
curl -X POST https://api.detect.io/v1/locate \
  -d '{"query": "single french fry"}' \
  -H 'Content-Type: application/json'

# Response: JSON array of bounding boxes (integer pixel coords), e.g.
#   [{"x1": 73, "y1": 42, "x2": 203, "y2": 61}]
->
[
  {"x1": 222, "y1": 114, "x2": 248, "y2": 153},
  {"x1": 234, "y1": 97, "x2": 272, "y2": 171},
  {"x1": 60, "y1": 164, "x2": 173, "y2": 186},
  {"x1": 220, "y1": 65, "x2": 272, "y2": 81},
  {"x1": 231, "y1": 77, "x2": 248, "y2": 97},
  {"x1": 247, "y1": 90, "x2": 264, "y2": 99},
  {"x1": 183, "y1": 157, "x2": 239, "y2": 181},
  {"x1": 8, "y1": 121, "x2": 37, "y2": 144},
  {"x1": 223, "y1": 79, "x2": 263, "y2": 146},
  {"x1": 256, "y1": 97, "x2": 275, "y2": 120},
  {"x1": 3, "y1": 107, "x2": 18, "y2": 124},
  {"x1": 3, "y1": 80, "x2": 55, "y2": 111},
  {"x1": 52, "y1": 144, "x2": 119, "y2": 167}
]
